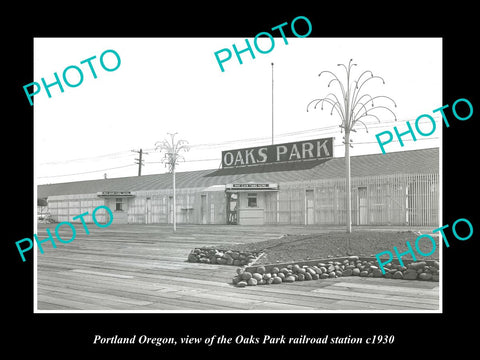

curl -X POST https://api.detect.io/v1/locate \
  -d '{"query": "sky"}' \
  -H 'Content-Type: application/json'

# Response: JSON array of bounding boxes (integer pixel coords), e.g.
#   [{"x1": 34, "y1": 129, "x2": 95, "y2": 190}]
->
[{"x1": 34, "y1": 37, "x2": 442, "y2": 184}]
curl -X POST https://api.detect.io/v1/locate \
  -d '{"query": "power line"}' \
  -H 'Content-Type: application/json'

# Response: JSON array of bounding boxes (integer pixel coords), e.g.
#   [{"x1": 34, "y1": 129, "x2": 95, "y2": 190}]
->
[
  {"x1": 39, "y1": 150, "x2": 132, "y2": 165},
  {"x1": 337, "y1": 136, "x2": 439, "y2": 147},
  {"x1": 146, "y1": 158, "x2": 220, "y2": 164},
  {"x1": 38, "y1": 135, "x2": 439, "y2": 180},
  {"x1": 39, "y1": 116, "x2": 442, "y2": 166},
  {"x1": 38, "y1": 116, "x2": 442, "y2": 179},
  {"x1": 180, "y1": 116, "x2": 442, "y2": 149},
  {"x1": 37, "y1": 164, "x2": 136, "y2": 179}
]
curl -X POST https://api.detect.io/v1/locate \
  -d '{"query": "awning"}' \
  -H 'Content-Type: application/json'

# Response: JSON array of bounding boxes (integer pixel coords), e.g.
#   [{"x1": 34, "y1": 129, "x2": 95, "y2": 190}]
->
[
  {"x1": 202, "y1": 184, "x2": 226, "y2": 192},
  {"x1": 97, "y1": 191, "x2": 135, "y2": 198},
  {"x1": 225, "y1": 183, "x2": 279, "y2": 192}
]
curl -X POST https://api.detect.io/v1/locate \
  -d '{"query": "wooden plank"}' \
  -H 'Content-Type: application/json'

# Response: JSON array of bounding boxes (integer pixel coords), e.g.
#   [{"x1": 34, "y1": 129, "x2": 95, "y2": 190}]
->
[
  {"x1": 331, "y1": 281, "x2": 439, "y2": 297},
  {"x1": 333, "y1": 300, "x2": 410, "y2": 311},
  {"x1": 37, "y1": 282, "x2": 160, "y2": 305},
  {"x1": 144, "y1": 290, "x2": 251, "y2": 310},
  {"x1": 37, "y1": 301, "x2": 72, "y2": 310},
  {"x1": 240, "y1": 281, "x2": 438, "y2": 309},
  {"x1": 297, "y1": 278, "x2": 438, "y2": 299},
  {"x1": 310, "y1": 288, "x2": 438, "y2": 309},
  {"x1": 38, "y1": 284, "x2": 154, "y2": 307},
  {"x1": 38, "y1": 274, "x2": 164, "y2": 294},
  {"x1": 36, "y1": 223, "x2": 440, "y2": 311},
  {"x1": 230, "y1": 282, "x2": 436, "y2": 310},
  {"x1": 173, "y1": 287, "x2": 339, "y2": 310},
  {"x1": 39, "y1": 271, "x2": 166, "y2": 291},
  {"x1": 166, "y1": 291, "x2": 270, "y2": 310},
  {"x1": 69, "y1": 269, "x2": 135, "y2": 279},
  {"x1": 37, "y1": 294, "x2": 111, "y2": 310},
  {"x1": 40, "y1": 270, "x2": 327, "y2": 310},
  {"x1": 38, "y1": 267, "x2": 439, "y2": 311}
]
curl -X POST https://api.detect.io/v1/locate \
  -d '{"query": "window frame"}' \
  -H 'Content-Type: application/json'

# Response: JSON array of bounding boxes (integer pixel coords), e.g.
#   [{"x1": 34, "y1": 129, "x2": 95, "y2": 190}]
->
[
  {"x1": 115, "y1": 197, "x2": 124, "y2": 211},
  {"x1": 247, "y1": 193, "x2": 258, "y2": 208}
]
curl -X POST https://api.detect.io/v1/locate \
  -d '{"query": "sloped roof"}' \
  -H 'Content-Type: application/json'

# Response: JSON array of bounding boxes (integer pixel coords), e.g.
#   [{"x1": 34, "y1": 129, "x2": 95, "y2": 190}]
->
[{"x1": 37, "y1": 148, "x2": 439, "y2": 198}]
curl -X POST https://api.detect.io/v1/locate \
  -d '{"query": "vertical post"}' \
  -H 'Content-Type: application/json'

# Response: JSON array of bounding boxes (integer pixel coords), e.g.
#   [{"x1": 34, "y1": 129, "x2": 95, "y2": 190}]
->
[
  {"x1": 156, "y1": 132, "x2": 188, "y2": 233},
  {"x1": 345, "y1": 130, "x2": 352, "y2": 233},
  {"x1": 271, "y1": 62, "x2": 274, "y2": 145},
  {"x1": 172, "y1": 168, "x2": 176, "y2": 232},
  {"x1": 307, "y1": 60, "x2": 396, "y2": 235},
  {"x1": 138, "y1": 149, "x2": 143, "y2": 176},
  {"x1": 345, "y1": 63, "x2": 352, "y2": 234},
  {"x1": 132, "y1": 148, "x2": 148, "y2": 176}
]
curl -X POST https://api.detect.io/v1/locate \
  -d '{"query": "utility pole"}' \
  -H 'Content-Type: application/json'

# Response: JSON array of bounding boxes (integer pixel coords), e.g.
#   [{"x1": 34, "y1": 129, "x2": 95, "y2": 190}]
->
[
  {"x1": 271, "y1": 62, "x2": 274, "y2": 145},
  {"x1": 132, "y1": 148, "x2": 149, "y2": 176}
]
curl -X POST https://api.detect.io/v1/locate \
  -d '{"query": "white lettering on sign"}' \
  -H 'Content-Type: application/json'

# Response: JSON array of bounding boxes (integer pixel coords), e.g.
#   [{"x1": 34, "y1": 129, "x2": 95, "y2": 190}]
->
[{"x1": 221, "y1": 138, "x2": 333, "y2": 169}]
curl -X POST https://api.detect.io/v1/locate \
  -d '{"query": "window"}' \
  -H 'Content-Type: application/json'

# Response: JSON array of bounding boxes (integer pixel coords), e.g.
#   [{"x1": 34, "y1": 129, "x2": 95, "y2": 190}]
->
[
  {"x1": 247, "y1": 193, "x2": 257, "y2": 208},
  {"x1": 115, "y1": 198, "x2": 124, "y2": 211}
]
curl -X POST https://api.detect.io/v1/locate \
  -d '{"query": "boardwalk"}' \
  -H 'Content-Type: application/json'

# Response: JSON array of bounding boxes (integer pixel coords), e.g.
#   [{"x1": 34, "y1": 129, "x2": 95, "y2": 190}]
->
[{"x1": 36, "y1": 224, "x2": 440, "y2": 311}]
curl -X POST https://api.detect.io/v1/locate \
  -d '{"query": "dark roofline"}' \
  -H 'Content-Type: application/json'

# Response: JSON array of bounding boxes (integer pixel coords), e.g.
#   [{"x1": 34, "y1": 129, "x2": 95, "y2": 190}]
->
[{"x1": 37, "y1": 147, "x2": 439, "y2": 198}]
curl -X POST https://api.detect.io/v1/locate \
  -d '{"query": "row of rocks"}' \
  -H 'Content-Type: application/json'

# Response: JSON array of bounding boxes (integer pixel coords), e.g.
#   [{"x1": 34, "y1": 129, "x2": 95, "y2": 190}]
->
[
  {"x1": 232, "y1": 256, "x2": 439, "y2": 287},
  {"x1": 187, "y1": 247, "x2": 262, "y2": 266},
  {"x1": 382, "y1": 259, "x2": 439, "y2": 280}
]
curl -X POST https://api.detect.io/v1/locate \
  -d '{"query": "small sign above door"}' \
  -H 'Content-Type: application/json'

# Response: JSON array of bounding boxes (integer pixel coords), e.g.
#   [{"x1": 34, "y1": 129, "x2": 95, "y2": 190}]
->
[
  {"x1": 97, "y1": 191, "x2": 134, "y2": 197},
  {"x1": 225, "y1": 183, "x2": 279, "y2": 192}
]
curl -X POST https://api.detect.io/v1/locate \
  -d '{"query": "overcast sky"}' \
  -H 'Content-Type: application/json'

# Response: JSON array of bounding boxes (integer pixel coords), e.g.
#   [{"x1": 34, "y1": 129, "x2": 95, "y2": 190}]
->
[{"x1": 34, "y1": 37, "x2": 442, "y2": 184}]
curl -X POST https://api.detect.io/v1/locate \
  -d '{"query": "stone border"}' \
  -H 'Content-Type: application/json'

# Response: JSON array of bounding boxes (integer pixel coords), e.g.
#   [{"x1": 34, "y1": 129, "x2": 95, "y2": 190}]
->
[
  {"x1": 187, "y1": 247, "x2": 263, "y2": 266},
  {"x1": 232, "y1": 256, "x2": 439, "y2": 287}
]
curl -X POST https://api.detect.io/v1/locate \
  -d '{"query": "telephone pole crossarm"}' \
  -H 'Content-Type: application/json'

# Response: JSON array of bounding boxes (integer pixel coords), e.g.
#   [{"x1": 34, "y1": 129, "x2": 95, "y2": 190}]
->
[{"x1": 132, "y1": 148, "x2": 149, "y2": 176}]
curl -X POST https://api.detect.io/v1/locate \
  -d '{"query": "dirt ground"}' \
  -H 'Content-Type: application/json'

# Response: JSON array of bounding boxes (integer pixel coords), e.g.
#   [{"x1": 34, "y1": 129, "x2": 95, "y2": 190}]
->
[{"x1": 227, "y1": 230, "x2": 440, "y2": 265}]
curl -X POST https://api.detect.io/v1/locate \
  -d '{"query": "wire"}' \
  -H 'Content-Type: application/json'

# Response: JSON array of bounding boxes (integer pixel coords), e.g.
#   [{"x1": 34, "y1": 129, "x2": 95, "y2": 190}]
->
[
  {"x1": 39, "y1": 151, "x2": 133, "y2": 165},
  {"x1": 38, "y1": 116, "x2": 442, "y2": 165},
  {"x1": 37, "y1": 164, "x2": 136, "y2": 179},
  {"x1": 336, "y1": 137, "x2": 440, "y2": 147},
  {"x1": 38, "y1": 115, "x2": 442, "y2": 179},
  {"x1": 145, "y1": 158, "x2": 220, "y2": 164}
]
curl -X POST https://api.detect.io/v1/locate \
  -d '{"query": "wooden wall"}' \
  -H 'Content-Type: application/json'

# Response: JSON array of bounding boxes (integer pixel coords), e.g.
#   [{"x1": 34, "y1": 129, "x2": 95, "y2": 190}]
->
[
  {"x1": 45, "y1": 172, "x2": 438, "y2": 227},
  {"x1": 127, "y1": 188, "x2": 226, "y2": 225},
  {"x1": 48, "y1": 194, "x2": 106, "y2": 224},
  {"x1": 265, "y1": 173, "x2": 439, "y2": 226}
]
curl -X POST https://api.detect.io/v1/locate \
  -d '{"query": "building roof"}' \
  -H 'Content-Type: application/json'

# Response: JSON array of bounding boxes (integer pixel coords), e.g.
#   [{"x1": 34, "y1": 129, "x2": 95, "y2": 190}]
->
[{"x1": 37, "y1": 147, "x2": 439, "y2": 198}]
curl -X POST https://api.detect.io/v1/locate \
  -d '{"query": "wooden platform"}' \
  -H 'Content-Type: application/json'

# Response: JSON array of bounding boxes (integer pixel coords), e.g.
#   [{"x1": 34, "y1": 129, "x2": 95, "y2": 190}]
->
[{"x1": 36, "y1": 224, "x2": 440, "y2": 311}]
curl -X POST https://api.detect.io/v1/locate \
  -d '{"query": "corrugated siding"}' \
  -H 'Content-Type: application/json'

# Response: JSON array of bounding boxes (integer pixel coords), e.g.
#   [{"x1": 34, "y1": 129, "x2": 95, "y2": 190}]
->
[
  {"x1": 126, "y1": 188, "x2": 226, "y2": 225},
  {"x1": 263, "y1": 173, "x2": 439, "y2": 227},
  {"x1": 48, "y1": 194, "x2": 105, "y2": 223},
  {"x1": 46, "y1": 173, "x2": 438, "y2": 227},
  {"x1": 42, "y1": 148, "x2": 439, "y2": 227}
]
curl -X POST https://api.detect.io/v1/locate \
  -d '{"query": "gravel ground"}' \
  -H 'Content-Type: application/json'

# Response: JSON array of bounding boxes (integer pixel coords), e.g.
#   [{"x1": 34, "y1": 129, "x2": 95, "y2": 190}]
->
[{"x1": 227, "y1": 230, "x2": 439, "y2": 265}]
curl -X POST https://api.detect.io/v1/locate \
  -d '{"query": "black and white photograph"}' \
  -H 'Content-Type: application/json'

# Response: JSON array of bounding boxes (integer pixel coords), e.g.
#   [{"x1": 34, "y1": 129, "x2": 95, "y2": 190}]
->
[
  {"x1": 6, "y1": 5, "x2": 479, "y2": 357},
  {"x1": 33, "y1": 37, "x2": 442, "y2": 313}
]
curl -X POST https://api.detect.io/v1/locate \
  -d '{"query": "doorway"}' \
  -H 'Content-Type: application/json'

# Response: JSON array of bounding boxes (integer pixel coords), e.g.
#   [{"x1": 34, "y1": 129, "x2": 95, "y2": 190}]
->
[
  {"x1": 200, "y1": 194, "x2": 207, "y2": 224},
  {"x1": 305, "y1": 189, "x2": 315, "y2": 225},
  {"x1": 226, "y1": 192, "x2": 238, "y2": 225},
  {"x1": 358, "y1": 187, "x2": 368, "y2": 225},
  {"x1": 145, "y1": 197, "x2": 152, "y2": 224}
]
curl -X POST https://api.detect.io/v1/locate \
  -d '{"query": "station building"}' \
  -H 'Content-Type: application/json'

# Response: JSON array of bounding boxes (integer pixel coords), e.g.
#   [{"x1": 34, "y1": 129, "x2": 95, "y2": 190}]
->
[{"x1": 37, "y1": 144, "x2": 439, "y2": 228}]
